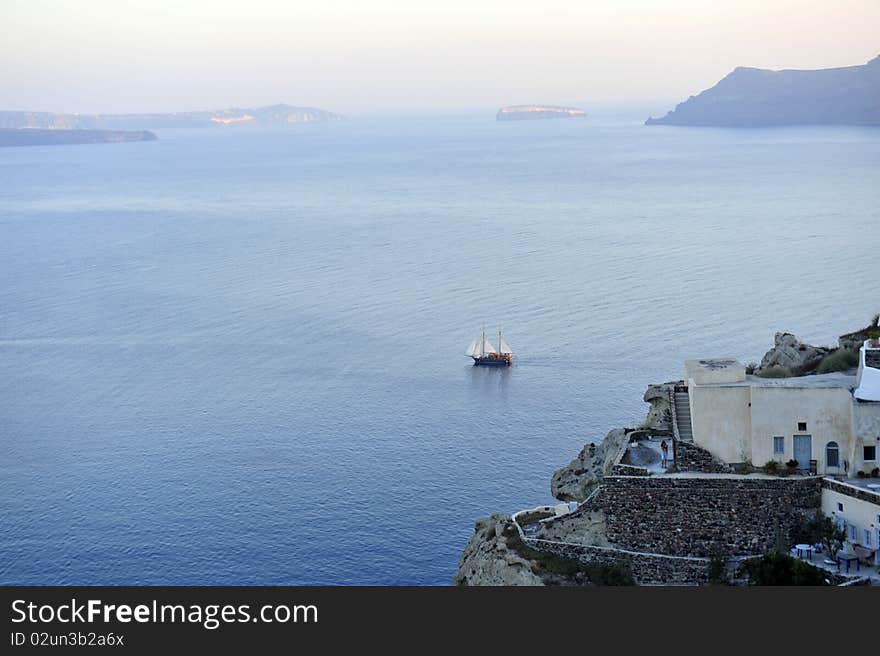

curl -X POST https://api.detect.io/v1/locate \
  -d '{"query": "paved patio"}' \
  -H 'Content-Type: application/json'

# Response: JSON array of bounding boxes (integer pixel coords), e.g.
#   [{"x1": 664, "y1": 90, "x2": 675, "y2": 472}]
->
[{"x1": 790, "y1": 547, "x2": 880, "y2": 585}]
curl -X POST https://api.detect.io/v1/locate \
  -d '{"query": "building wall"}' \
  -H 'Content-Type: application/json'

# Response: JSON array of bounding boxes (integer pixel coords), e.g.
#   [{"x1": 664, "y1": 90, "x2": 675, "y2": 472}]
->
[
  {"x1": 853, "y1": 403, "x2": 880, "y2": 475},
  {"x1": 689, "y1": 385, "x2": 751, "y2": 464},
  {"x1": 821, "y1": 480, "x2": 880, "y2": 564},
  {"x1": 749, "y1": 386, "x2": 855, "y2": 474}
]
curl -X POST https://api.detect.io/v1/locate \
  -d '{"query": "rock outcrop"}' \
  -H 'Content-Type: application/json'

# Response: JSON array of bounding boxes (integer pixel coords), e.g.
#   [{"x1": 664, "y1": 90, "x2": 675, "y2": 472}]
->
[
  {"x1": 646, "y1": 54, "x2": 880, "y2": 127},
  {"x1": 755, "y1": 332, "x2": 831, "y2": 375},
  {"x1": 453, "y1": 515, "x2": 545, "y2": 586},
  {"x1": 838, "y1": 314, "x2": 880, "y2": 351},
  {"x1": 549, "y1": 428, "x2": 628, "y2": 502},
  {"x1": 642, "y1": 382, "x2": 676, "y2": 431}
]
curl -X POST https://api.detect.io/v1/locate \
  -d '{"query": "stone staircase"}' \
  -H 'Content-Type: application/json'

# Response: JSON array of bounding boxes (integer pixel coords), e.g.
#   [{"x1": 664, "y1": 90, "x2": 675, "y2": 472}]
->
[{"x1": 673, "y1": 391, "x2": 693, "y2": 442}]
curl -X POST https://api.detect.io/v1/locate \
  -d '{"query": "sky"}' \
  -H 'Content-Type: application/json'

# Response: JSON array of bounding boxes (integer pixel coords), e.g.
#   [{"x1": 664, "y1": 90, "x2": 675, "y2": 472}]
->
[{"x1": 2, "y1": 0, "x2": 878, "y2": 114}]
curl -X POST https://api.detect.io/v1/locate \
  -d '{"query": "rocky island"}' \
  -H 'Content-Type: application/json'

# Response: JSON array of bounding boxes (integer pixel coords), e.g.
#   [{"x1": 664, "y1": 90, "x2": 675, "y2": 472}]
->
[
  {"x1": 0, "y1": 103, "x2": 344, "y2": 132},
  {"x1": 456, "y1": 318, "x2": 880, "y2": 586},
  {"x1": 496, "y1": 105, "x2": 586, "y2": 121},
  {"x1": 0, "y1": 128, "x2": 157, "y2": 148},
  {"x1": 646, "y1": 55, "x2": 880, "y2": 127}
]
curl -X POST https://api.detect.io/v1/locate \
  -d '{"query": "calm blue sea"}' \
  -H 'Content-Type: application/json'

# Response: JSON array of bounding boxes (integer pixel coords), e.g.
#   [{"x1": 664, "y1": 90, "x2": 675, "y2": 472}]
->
[{"x1": 1, "y1": 113, "x2": 878, "y2": 584}]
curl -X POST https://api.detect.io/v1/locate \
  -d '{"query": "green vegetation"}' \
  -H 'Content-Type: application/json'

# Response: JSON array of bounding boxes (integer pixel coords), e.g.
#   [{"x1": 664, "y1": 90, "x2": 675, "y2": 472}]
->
[
  {"x1": 757, "y1": 365, "x2": 792, "y2": 378},
  {"x1": 763, "y1": 460, "x2": 780, "y2": 475},
  {"x1": 817, "y1": 349, "x2": 859, "y2": 374},
  {"x1": 737, "y1": 552, "x2": 829, "y2": 586},
  {"x1": 515, "y1": 510, "x2": 554, "y2": 525},
  {"x1": 707, "y1": 552, "x2": 729, "y2": 585},
  {"x1": 503, "y1": 524, "x2": 635, "y2": 585},
  {"x1": 791, "y1": 511, "x2": 845, "y2": 561}
]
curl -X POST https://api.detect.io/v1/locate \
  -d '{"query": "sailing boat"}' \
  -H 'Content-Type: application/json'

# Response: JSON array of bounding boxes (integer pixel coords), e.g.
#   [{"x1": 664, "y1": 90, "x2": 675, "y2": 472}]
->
[{"x1": 465, "y1": 327, "x2": 513, "y2": 366}]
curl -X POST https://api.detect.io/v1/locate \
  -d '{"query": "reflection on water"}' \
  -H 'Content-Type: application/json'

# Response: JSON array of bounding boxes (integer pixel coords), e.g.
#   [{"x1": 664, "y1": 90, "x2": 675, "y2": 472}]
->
[{"x1": 467, "y1": 361, "x2": 512, "y2": 396}]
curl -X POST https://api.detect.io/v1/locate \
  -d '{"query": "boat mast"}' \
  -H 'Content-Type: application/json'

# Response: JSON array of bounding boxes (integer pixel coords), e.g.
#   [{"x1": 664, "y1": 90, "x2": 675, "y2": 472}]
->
[{"x1": 480, "y1": 325, "x2": 485, "y2": 358}]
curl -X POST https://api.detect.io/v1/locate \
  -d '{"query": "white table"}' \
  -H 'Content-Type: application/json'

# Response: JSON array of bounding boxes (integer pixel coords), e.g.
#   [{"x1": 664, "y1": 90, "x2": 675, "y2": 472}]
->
[{"x1": 794, "y1": 543, "x2": 813, "y2": 560}]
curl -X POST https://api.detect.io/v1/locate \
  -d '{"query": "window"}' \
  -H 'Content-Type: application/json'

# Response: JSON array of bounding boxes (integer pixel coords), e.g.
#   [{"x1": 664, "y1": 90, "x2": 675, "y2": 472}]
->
[
  {"x1": 836, "y1": 517, "x2": 846, "y2": 532},
  {"x1": 865, "y1": 530, "x2": 872, "y2": 547},
  {"x1": 797, "y1": 422, "x2": 807, "y2": 432},
  {"x1": 837, "y1": 502, "x2": 844, "y2": 512},
  {"x1": 849, "y1": 524, "x2": 858, "y2": 542},
  {"x1": 773, "y1": 436, "x2": 784, "y2": 455},
  {"x1": 826, "y1": 442, "x2": 840, "y2": 468},
  {"x1": 865, "y1": 445, "x2": 877, "y2": 462}
]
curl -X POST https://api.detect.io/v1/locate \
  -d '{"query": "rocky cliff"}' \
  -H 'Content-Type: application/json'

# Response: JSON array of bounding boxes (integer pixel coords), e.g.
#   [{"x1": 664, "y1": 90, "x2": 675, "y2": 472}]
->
[
  {"x1": 646, "y1": 55, "x2": 880, "y2": 127},
  {"x1": 455, "y1": 319, "x2": 877, "y2": 585},
  {"x1": 454, "y1": 515, "x2": 546, "y2": 586},
  {"x1": 755, "y1": 332, "x2": 832, "y2": 375},
  {"x1": 549, "y1": 428, "x2": 629, "y2": 502}
]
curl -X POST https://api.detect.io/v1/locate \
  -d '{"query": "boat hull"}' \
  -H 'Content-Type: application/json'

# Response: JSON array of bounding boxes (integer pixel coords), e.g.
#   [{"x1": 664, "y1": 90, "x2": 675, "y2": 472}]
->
[{"x1": 472, "y1": 354, "x2": 512, "y2": 366}]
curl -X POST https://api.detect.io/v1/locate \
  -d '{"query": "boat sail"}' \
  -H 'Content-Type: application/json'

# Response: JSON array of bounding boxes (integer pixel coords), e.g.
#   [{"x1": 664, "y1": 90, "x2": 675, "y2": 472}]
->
[{"x1": 465, "y1": 327, "x2": 512, "y2": 366}]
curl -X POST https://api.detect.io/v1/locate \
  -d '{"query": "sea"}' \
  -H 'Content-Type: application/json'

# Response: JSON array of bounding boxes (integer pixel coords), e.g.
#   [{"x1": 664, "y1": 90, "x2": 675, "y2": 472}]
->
[{"x1": 1, "y1": 111, "x2": 878, "y2": 584}]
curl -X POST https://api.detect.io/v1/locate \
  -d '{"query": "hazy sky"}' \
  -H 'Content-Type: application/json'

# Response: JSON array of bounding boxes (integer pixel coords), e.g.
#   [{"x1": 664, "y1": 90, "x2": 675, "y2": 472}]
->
[{"x1": 3, "y1": 0, "x2": 878, "y2": 114}]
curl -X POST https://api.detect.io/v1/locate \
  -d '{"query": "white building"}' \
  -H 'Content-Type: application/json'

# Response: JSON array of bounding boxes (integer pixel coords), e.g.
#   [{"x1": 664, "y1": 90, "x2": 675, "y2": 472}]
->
[
  {"x1": 682, "y1": 340, "x2": 880, "y2": 563},
  {"x1": 684, "y1": 341, "x2": 880, "y2": 476}
]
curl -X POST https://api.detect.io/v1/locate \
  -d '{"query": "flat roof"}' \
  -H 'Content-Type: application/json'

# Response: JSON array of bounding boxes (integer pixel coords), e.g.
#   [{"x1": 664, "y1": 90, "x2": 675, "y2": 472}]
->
[
  {"x1": 695, "y1": 370, "x2": 857, "y2": 390},
  {"x1": 824, "y1": 477, "x2": 880, "y2": 499}
]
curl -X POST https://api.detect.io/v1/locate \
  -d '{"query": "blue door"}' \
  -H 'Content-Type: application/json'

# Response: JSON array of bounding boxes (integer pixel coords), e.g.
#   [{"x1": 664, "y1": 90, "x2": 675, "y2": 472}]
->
[{"x1": 793, "y1": 434, "x2": 812, "y2": 470}]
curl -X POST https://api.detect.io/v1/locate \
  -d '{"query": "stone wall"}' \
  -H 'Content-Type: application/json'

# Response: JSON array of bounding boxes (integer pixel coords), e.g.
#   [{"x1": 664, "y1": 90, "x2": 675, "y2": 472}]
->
[
  {"x1": 610, "y1": 463, "x2": 650, "y2": 476},
  {"x1": 674, "y1": 439, "x2": 732, "y2": 473},
  {"x1": 593, "y1": 475, "x2": 822, "y2": 556},
  {"x1": 528, "y1": 539, "x2": 723, "y2": 585},
  {"x1": 822, "y1": 477, "x2": 880, "y2": 505}
]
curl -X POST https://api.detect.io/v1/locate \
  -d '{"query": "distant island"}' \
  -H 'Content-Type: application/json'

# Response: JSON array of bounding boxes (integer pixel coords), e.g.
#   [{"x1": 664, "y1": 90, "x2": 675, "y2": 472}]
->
[
  {"x1": 646, "y1": 55, "x2": 880, "y2": 127},
  {"x1": 0, "y1": 128, "x2": 157, "y2": 148},
  {"x1": 0, "y1": 103, "x2": 344, "y2": 131},
  {"x1": 497, "y1": 105, "x2": 586, "y2": 121}
]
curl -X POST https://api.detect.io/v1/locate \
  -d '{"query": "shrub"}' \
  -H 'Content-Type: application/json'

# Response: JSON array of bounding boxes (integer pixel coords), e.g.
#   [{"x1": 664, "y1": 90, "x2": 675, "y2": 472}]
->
[
  {"x1": 758, "y1": 365, "x2": 792, "y2": 378},
  {"x1": 764, "y1": 460, "x2": 780, "y2": 475},
  {"x1": 738, "y1": 552, "x2": 829, "y2": 586},
  {"x1": 786, "y1": 459, "x2": 798, "y2": 470},
  {"x1": 503, "y1": 524, "x2": 635, "y2": 585},
  {"x1": 707, "y1": 552, "x2": 729, "y2": 585},
  {"x1": 817, "y1": 349, "x2": 859, "y2": 374},
  {"x1": 812, "y1": 511, "x2": 845, "y2": 561},
  {"x1": 745, "y1": 362, "x2": 758, "y2": 375},
  {"x1": 515, "y1": 510, "x2": 554, "y2": 526},
  {"x1": 872, "y1": 467, "x2": 879, "y2": 478}
]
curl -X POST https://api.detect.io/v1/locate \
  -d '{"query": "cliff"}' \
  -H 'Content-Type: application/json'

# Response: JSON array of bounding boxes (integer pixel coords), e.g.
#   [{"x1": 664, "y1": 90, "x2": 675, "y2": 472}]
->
[
  {"x1": 454, "y1": 515, "x2": 547, "y2": 586},
  {"x1": 0, "y1": 104, "x2": 344, "y2": 131},
  {"x1": 549, "y1": 428, "x2": 629, "y2": 502},
  {"x1": 497, "y1": 105, "x2": 586, "y2": 121},
  {"x1": 454, "y1": 319, "x2": 877, "y2": 585},
  {"x1": 0, "y1": 128, "x2": 157, "y2": 147},
  {"x1": 646, "y1": 55, "x2": 880, "y2": 127}
]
